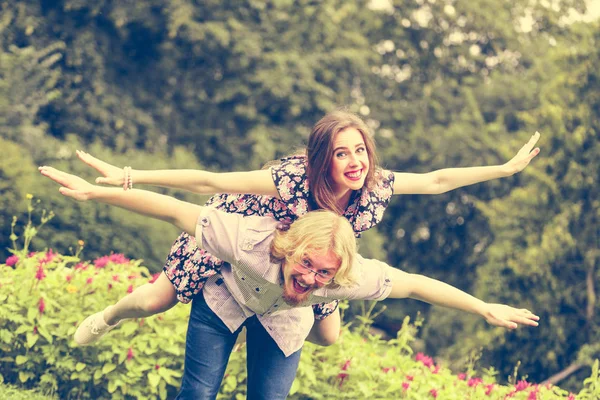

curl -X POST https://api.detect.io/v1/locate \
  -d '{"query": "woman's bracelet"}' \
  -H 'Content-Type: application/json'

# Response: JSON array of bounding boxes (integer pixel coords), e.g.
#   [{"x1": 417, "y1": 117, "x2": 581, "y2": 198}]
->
[{"x1": 123, "y1": 166, "x2": 133, "y2": 191}]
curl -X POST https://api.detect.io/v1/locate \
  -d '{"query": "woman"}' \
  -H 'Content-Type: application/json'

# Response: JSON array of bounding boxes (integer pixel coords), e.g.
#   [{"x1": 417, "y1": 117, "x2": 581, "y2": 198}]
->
[{"x1": 49, "y1": 110, "x2": 540, "y2": 346}]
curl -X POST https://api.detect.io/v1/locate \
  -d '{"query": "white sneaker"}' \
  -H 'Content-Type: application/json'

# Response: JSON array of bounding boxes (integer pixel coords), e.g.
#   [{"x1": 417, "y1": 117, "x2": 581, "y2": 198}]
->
[{"x1": 74, "y1": 306, "x2": 119, "y2": 346}]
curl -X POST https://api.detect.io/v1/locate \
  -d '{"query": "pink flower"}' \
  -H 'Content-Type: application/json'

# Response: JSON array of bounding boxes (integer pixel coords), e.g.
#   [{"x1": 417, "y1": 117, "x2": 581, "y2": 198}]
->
[
  {"x1": 108, "y1": 283, "x2": 113, "y2": 291},
  {"x1": 429, "y1": 388, "x2": 438, "y2": 398},
  {"x1": 86, "y1": 277, "x2": 93, "y2": 285},
  {"x1": 38, "y1": 297, "x2": 45, "y2": 314},
  {"x1": 33, "y1": 326, "x2": 38, "y2": 334},
  {"x1": 112, "y1": 275, "x2": 120, "y2": 282},
  {"x1": 109, "y1": 253, "x2": 129, "y2": 264},
  {"x1": 515, "y1": 380, "x2": 531, "y2": 392},
  {"x1": 337, "y1": 359, "x2": 351, "y2": 388},
  {"x1": 35, "y1": 265, "x2": 46, "y2": 281},
  {"x1": 74, "y1": 262, "x2": 88, "y2": 271},
  {"x1": 94, "y1": 256, "x2": 109, "y2": 268},
  {"x1": 416, "y1": 352, "x2": 434, "y2": 368},
  {"x1": 127, "y1": 284, "x2": 133, "y2": 293},
  {"x1": 567, "y1": 394, "x2": 575, "y2": 400},
  {"x1": 406, "y1": 375, "x2": 413, "y2": 381},
  {"x1": 5, "y1": 255, "x2": 19, "y2": 267},
  {"x1": 41, "y1": 249, "x2": 56, "y2": 264},
  {"x1": 485, "y1": 384, "x2": 495, "y2": 395},
  {"x1": 431, "y1": 365, "x2": 441, "y2": 374},
  {"x1": 28, "y1": 251, "x2": 37, "y2": 258},
  {"x1": 155, "y1": 364, "x2": 160, "y2": 370},
  {"x1": 468, "y1": 377, "x2": 483, "y2": 387},
  {"x1": 457, "y1": 373, "x2": 466, "y2": 380},
  {"x1": 402, "y1": 382, "x2": 410, "y2": 391},
  {"x1": 127, "y1": 347, "x2": 134, "y2": 361},
  {"x1": 528, "y1": 390, "x2": 538, "y2": 400}
]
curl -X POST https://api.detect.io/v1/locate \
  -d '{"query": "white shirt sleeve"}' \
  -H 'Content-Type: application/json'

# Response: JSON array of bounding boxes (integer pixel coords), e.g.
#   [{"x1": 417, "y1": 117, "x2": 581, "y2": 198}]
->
[
  {"x1": 322, "y1": 255, "x2": 393, "y2": 301},
  {"x1": 195, "y1": 208, "x2": 244, "y2": 265}
]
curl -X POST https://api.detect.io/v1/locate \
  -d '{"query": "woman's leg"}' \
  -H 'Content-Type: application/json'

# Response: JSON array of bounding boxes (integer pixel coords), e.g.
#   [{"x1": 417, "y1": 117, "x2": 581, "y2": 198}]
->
[
  {"x1": 104, "y1": 272, "x2": 178, "y2": 324},
  {"x1": 306, "y1": 307, "x2": 340, "y2": 346},
  {"x1": 245, "y1": 317, "x2": 302, "y2": 400},
  {"x1": 74, "y1": 272, "x2": 178, "y2": 345},
  {"x1": 176, "y1": 293, "x2": 241, "y2": 400}
]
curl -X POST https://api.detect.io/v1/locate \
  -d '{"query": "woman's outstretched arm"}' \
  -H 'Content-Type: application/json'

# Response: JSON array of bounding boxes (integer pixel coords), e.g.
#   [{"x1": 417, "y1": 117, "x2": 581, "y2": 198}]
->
[
  {"x1": 75, "y1": 150, "x2": 280, "y2": 197},
  {"x1": 393, "y1": 131, "x2": 541, "y2": 195},
  {"x1": 39, "y1": 166, "x2": 202, "y2": 236},
  {"x1": 386, "y1": 267, "x2": 540, "y2": 329}
]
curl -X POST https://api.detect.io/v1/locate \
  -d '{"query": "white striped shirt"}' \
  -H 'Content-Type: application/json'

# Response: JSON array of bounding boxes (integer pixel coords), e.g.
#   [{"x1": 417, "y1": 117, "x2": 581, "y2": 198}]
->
[{"x1": 197, "y1": 208, "x2": 393, "y2": 356}]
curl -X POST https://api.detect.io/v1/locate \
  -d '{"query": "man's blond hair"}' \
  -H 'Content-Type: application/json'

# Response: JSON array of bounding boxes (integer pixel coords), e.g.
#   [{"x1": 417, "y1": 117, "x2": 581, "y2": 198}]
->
[{"x1": 270, "y1": 210, "x2": 358, "y2": 287}]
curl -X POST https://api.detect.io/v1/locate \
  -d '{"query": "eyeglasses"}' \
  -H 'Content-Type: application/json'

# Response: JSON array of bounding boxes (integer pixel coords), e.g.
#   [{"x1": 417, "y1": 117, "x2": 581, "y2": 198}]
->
[{"x1": 292, "y1": 260, "x2": 335, "y2": 285}]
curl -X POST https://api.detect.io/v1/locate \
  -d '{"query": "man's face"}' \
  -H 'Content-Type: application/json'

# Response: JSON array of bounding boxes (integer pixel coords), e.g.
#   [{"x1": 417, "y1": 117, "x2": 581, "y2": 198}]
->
[{"x1": 281, "y1": 249, "x2": 340, "y2": 306}]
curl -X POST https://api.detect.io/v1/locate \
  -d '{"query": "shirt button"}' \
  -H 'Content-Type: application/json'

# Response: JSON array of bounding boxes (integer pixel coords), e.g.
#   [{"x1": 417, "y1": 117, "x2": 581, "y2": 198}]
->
[
  {"x1": 385, "y1": 279, "x2": 390, "y2": 283},
  {"x1": 242, "y1": 239, "x2": 254, "y2": 251},
  {"x1": 201, "y1": 217, "x2": 210, "y2": 227}
]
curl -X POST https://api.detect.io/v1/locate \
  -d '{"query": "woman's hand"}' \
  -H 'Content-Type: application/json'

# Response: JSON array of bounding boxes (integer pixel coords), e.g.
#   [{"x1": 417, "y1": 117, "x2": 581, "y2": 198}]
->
[
  {"x1": 503, "y1": 131, "x2": 541, "y2": 175},
  {"x1": 483, "y1": 304, "x2": 540, "y2": 329},
  {"x1": 38, "y1": 166, "x2": 95, "y2": 201},
  {"x1": 76, "y1": 150, "x2": 124, "y2": 186}
]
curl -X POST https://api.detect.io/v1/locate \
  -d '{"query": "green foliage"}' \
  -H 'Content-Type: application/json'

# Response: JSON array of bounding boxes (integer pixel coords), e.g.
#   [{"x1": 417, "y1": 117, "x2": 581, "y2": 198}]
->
[
  {"x1": 0, "y1": 383, "x2": 57, "y2": 400},
  {"x1": 0, "y1": 248, "x2": 188, "y2": 399},
  {"x1": 0, "y1": 243, "x2": 590, "y2": 399},
  {"x1": 426, "y1": 20, "x2": 600, "y2": 390}
]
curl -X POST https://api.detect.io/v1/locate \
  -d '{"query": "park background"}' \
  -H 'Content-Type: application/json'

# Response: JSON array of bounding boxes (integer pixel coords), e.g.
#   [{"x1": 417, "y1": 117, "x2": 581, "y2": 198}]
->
[{"x1": 1, "y1": 0, "x2": 599, "y2": 398}]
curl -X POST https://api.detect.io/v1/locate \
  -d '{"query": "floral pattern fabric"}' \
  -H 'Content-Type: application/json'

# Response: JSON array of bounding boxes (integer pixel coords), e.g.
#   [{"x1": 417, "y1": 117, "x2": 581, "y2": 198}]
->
[{"x1": 163, "y1": 155, "x2": 395, "y2": 319}]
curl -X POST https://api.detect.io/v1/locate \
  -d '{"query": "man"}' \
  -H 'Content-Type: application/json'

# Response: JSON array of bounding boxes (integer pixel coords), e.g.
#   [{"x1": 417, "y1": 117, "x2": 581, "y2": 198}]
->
[{"x1": 39, "y1": 166, "x2": 540, "y2": 400}]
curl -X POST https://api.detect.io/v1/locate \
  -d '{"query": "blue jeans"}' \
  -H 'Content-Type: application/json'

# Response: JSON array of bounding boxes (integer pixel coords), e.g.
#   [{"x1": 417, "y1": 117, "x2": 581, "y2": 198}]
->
[{"x1": 176, "y1": 293, "x2": 302, "y2": 400}]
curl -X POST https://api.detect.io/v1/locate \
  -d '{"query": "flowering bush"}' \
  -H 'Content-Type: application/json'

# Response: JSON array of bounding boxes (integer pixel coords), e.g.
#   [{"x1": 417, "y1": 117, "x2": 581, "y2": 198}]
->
[
  {"x1": 2, "y1": 250, "x2": 600, "y2": 399},
  {"x1": 1, "y1": 201, "x2": 599, "y2": 399},
  {"x1": 0, "y1": 249, "x2": 188, "y2": 399}
]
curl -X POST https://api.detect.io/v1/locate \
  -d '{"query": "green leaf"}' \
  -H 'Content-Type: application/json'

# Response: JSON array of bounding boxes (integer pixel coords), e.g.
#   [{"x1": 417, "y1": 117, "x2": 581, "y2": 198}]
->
[
  {"x1": 18, "y1": 371, "x2": 31, "y2": 383},
  {"x1": 102, "y1": 363, "x2": 117, "y2": 374},
  {"x1": 15, "y1": 355, "x2": 28, "y2": 365},
  {"x1": 148, "y1": 371, "x2": 160, "y2": 387},
  {"x1": 290, "y1": 379, "x2": 300, "y2": 395},
  {"x1": 37, "y1": 325, "x2": 53, "y2": 344},
  {"x1": 26, "y1": 332, "x2": 38, "y2": 348},
  {"x1": 76, "y1": 362, "x2": 87, "y2": 371},
  {"x1": 93, "y1": 369, "x2": 103, "y2": 381},
  {"x1": 108, "y1": 379, "x2": 117, "y2": 393}
]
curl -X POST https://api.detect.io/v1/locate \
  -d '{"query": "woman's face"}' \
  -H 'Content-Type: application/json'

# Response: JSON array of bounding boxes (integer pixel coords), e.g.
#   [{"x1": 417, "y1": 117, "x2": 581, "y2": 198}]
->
[{"x1": 328, "y1": 127, "x2": 370, "y2": 194}]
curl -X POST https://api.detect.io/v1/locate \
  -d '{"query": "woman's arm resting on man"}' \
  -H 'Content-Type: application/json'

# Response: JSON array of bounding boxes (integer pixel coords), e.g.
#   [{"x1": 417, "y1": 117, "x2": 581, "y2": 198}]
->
[
  {"x1": 39, "y1": 166, "x2": 202, "y2": 236},
  {"x1": 393, "y1": 131, "x2": 541, "y2": 195},
  {"x1": 75, "y1": 150, "x2": 280, "y2": 197},
  {"x1": 386, "y1": 268, "x2": 540, "y2": 329}
]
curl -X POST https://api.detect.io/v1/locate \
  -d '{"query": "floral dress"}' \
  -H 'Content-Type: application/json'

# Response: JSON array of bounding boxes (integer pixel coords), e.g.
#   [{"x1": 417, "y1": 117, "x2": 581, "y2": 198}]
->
[{"x1": 164, "y1": 155, "x2": 395, "y2": 319}]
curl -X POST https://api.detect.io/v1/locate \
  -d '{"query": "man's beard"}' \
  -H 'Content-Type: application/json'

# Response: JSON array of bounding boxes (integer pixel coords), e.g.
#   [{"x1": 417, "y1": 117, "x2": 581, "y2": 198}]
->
[{"x1": 282, "y1": 289, "x2": 309, "y2": 306}]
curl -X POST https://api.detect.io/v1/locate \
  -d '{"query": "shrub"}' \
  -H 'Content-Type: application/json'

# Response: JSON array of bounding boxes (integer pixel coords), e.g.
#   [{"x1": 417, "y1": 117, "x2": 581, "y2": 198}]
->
[
  {"x1": 1, "y1": 202, "x2": 599, "y2": 399},
  {"x1": 0, "y1": 248, "x2": 188, "y2": 399}
]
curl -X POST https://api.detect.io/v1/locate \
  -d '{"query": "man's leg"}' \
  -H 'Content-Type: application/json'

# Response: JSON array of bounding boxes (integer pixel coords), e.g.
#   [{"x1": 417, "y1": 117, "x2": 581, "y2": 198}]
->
[
  {"x1": 176, "y1": 293, "x2": 240, "y2": 400},
  {"x1": 245, "y1": 317, "x2": 302, "y2": 400}
]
